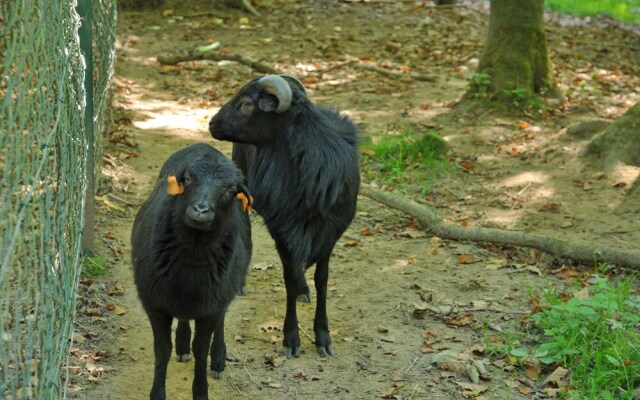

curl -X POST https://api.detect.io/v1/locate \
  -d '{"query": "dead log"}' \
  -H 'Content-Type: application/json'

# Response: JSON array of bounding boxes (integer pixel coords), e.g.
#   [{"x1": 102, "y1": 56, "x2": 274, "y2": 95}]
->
[
  {"x1": 359, "y1": 185, "x2": 640, "y2": 270},
  {"x1": 157, "y1": 50, "x2": 278, "y2": 74}
]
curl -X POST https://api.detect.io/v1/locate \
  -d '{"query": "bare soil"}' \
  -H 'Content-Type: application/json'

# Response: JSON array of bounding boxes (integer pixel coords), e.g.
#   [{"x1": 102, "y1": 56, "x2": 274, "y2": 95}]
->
[{"x1": 69, "y1": 1, "x2": 640, "y2": 399}]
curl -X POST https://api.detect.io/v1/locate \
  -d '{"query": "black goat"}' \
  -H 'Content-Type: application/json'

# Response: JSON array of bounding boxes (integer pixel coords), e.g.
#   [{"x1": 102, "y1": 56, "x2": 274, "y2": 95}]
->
[
  {"x1": 131, "y1": 143, "x2": 252, "y2": 400},
  {"x1": 209, "y1": 75, "x2": 360, "y2": 358}
]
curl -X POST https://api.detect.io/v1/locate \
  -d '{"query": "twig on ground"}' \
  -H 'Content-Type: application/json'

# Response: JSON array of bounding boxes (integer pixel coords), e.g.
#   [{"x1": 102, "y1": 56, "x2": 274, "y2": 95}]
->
[{"x1": 157, "y1": 50, "x2": 279, "y2": 74}]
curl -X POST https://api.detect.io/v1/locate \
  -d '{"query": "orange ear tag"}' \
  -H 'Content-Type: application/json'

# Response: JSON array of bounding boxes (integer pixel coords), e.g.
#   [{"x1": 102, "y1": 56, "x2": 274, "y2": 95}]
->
[
  {"x1": 166, "y1": 176, "x2": 184, "y2": 195},
  {"x1": 235, "y1": 193, "x2": 253, "y2": 212}
]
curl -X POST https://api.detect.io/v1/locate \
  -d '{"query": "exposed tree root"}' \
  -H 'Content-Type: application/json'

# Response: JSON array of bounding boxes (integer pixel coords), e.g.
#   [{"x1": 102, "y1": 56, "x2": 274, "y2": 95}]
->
[{"x1": 359, "y1": 185, "x2": 640, "y2": 270}]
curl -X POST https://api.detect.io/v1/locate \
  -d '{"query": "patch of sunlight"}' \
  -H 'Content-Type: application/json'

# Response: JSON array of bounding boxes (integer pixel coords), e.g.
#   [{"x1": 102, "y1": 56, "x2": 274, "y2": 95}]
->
[
  {"x1": 129, "y1": 95, "x2": 216, "y2": 140},
  {"x1": 482, "y1": 209, "x2": 524, "y2": 229},
  {"x1": 499, "y1": 171, "x2": 551, "y2": 188},
  {"x1": 610, "y1": 162, "x2": 640, "y2": 187}
]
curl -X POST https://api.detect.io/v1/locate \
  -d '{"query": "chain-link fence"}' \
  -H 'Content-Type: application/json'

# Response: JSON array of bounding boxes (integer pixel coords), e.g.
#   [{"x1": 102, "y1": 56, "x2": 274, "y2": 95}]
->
[{"x1": 0, "y1": 0, "x2": 116, "y2": 398}]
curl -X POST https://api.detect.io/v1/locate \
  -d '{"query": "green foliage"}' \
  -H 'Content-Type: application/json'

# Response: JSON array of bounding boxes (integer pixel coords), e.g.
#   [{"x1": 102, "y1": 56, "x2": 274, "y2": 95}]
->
[
  {"x1": 467, "y1": 73, "x2": 492, "y2": 99},
  {"x1": 545, "y1": 0, "x2": 640, "y2": 23},
  {"x1": 493, "y1": 276, "x2": 640, "y2": 399},
  {"x1": 83, "y1": 255, "x2": 107, "y2": 277},
  {"x1": 361, "y1": 129, "x2": 454, "y2": 193}
]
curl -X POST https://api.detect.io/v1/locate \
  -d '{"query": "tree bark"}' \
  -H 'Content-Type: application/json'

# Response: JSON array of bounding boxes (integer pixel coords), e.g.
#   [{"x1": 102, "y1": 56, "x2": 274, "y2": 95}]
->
[
  {"x1": 464, "y1": 0, "x2": 561, "y2": 103},
  {"x1": 359, "y1": 185, "x2": 640, "y2": 271},
  {"x1": 582, "y1": 101, "x2": 640, "y2": 167}
]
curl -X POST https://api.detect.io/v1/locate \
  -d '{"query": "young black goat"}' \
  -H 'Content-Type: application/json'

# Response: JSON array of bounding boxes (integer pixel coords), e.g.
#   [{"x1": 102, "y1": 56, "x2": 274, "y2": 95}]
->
[
  {"x1": 209, "y1": 75, "x2": 360, "y2": 358},
  {"x1": 131, "y1": 143, "x2": 252, "y2": 400}
]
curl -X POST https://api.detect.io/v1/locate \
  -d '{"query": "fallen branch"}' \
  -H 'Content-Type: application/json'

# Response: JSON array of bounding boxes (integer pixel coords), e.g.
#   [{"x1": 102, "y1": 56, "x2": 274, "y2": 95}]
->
[
  {"x1": 353, "y1": 63, "x2": 438, "y2": 82},
  {"x1": 157, "y1": 50, "x2": 279, "y2": 74},
  {"x1": 359, "y1": 185, "x2": 640, "y2": 270},
  {"x1": 157, "y1": 50, "x2": 437, "y2": 83}
]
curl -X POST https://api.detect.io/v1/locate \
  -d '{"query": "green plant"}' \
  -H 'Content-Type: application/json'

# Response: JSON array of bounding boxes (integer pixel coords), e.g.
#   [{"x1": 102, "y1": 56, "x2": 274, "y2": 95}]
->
[
  {"x1": 467, "y1": 73, "x2": 492, "y2": 99},
  {"x1": 362, "y1": 129, "x2": 454, "y2": 192},
  {"x1": 82, "y1": 255, "x2": 107, "y2": 276},
  {"x1": 504, "y1": 277, "x2": 640, "y2": 399}
]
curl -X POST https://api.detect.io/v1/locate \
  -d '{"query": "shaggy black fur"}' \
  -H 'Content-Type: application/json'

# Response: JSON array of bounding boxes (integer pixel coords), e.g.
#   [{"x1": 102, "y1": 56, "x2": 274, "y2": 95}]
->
[
  {"x1": 209, "y1": 76, "x2": 360, "y2": 358},
  {"x1": 131, "y1": 143, "x2": 252, "y2": 400}
]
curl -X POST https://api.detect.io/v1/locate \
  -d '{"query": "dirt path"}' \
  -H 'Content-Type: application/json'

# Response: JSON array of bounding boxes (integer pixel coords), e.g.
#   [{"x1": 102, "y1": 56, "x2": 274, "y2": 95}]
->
[
  {"x1": 73, "y1": 1, "x2": 640, "y2": 399},
  {"x1": 86, "y1": 75, "x2": 542, "y2": 400}
]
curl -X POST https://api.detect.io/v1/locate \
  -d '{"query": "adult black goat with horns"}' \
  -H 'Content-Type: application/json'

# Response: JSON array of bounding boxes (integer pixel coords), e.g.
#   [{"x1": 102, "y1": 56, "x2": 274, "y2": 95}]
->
[{"x1": 209, "y1": 74, "x2": 360, "y2": 358}]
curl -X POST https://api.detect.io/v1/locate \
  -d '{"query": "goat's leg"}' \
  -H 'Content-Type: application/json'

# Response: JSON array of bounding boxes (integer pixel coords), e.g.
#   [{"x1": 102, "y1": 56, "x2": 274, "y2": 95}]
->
[
  {"x1": 209, "y1": 309, "x2": 227, "y2": 379},
  {"x1": 282, "y1": 262, "x2": 302, "y2": 358},
  {"x1": 275, "y1": 243, "x2": 303, "y2": 358},
  {"x1": 175, "y1": 319, "x2": 191, "y2": 362},
  {"x1": 296, "y1": 273, "x2": 312, "y2": 303},
  {"x1": 148, "y1": 311, "x2": 173, "y2": 400},
  {"x1": 313, "y1": 253, "x2": 335, "y2": 356},
  {"x1": 192, "y1": 317, "x2": 216, "y2": 400}
]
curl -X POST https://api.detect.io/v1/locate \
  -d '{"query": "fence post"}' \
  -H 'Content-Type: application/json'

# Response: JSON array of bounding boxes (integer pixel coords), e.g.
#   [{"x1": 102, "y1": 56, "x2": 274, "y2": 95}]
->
[{"x1": 78, "y1": 0, "x2": 95, "y2": 253}]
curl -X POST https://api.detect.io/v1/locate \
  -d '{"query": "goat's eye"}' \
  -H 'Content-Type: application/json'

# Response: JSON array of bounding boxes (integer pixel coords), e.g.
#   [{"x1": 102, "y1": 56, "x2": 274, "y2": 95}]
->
[
  {"x1": 240, "y1": 100, "x2": 254, "y2": 112},
  {"x1": 183, "y1": 172, "x2": 192, "y2": 184}
]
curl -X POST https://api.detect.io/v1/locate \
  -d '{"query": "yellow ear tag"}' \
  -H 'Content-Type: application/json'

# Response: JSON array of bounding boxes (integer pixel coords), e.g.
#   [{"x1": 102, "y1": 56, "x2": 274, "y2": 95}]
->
[
  {"x1": 235, "y1": 193, "x2": 253, "y2": 212},
  {"x1": 166, "y1": 176, "x2": 184, "y2": 195}
]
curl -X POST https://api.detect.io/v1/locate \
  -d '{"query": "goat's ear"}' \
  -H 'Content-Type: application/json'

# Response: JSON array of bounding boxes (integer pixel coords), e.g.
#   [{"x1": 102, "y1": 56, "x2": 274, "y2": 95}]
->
[
  {"x1": 258, "y1": 95, "x2": 278, "y2": 113},
  {"x1": 234, "y1": 182, "x2": 253, "y2": 212},
  {"x1": 166, "y1": 175, "x2": 184, "y2": 196}
]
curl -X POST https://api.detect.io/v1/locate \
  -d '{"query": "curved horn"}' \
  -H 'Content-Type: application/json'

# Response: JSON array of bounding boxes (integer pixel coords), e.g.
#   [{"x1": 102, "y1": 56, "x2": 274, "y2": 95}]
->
[
  {"x1": 258, "y1": 75, "x2": 292, "y2": 113},
  {"x1": 279, "y1": 74, "x2": 307, "y2": 96}
]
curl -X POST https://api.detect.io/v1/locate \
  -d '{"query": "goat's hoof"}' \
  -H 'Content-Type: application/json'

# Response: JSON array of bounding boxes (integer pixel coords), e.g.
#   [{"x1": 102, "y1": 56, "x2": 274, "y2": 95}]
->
[
  {"x1": 297, "y1": 293, "x2": 312, "y2": 303},
  {"x1": 238, "y1": 286, "x2": 247, "y2": 296},
  {"x1": 176, "y1": 354, "x2": 191, "y2": 362},
  {"x1": 211, "y1": 370, "x2": 223, "y2": 380},
  {"x1": 284, "y1": 346, "x2": 301, "y2": 358},
  {"x1": 316, "y1": 345, "x2": 335, "y2": 357}
]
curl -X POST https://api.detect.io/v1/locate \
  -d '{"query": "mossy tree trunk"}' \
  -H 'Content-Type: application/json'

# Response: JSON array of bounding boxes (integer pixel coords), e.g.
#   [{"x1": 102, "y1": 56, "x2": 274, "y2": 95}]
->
[
  {"x1": 583, "y1": 101, "x2": 640, "y2": 167},
  {"x1": 465, "y1": 0, "x2": 561, "y2": 103}
]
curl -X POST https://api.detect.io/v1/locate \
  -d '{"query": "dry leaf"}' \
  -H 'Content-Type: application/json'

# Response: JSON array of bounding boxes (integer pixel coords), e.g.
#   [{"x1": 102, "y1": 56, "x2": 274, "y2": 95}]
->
[
  {"x1": 518, "y1": 384, "x2": 532, "y2": 394},
  {"x1": 72, "y1": 332, "x2": 86, "y2": 344},
  {"x1": 445, "y1": 314, "x2": 475, "y2": 327},
  {"x1": 545, "y1": 366, "x2": 570, "y2": 387},
  {"x1": 524, "y1": 359, "x2": 542, "y2": 380},
  {"x1": 457, "y1": 253, "x2": 481, "y2": 264},
  {"x1": 264, "y1": 354, "x2": 286, "y2": 368},
  {"x1": 538, "y1": 203, "x2": 559, "y2": 212},
  {"x1": 106, "y1": 282, "x2": 124, "y2": 295},
  {"x1": 439, "y1": 361, "x2": 466, "y2": 373},
  {"x1": 379, "y1": 387, "x2": 397, "y2": 398},
  {"x1": 113, "y1": 305, "x2": 126, "y2": 315},
  {"x1": 361, "y1": 227, "x2": 374, "y2": 236},
  {"x1": 456, "y1": 382, "x2": 489, "y2": 395}
]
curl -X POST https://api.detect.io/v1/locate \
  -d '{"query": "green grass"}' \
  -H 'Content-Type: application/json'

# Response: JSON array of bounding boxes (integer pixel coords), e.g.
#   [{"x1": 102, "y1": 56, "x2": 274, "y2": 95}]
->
[
  {"x1": 361, "y1": 129, "x2": 455, "y2": 193},
  {"x1": 82, "y1": 255, "x2": 107, "y2": 276},
  {"x1": 489, "y1": 276, "x2": 640, "y2": 399},
  {"x1": 545, "y1": 0, "x2": 640, "y2": 23}
]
